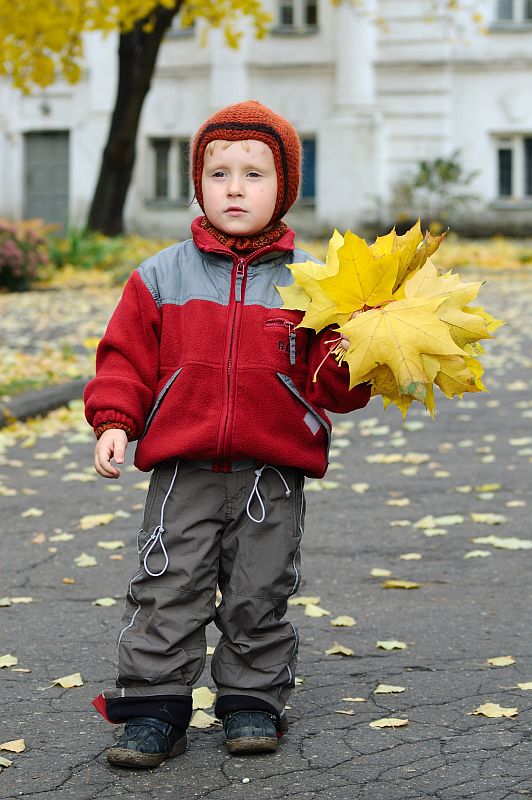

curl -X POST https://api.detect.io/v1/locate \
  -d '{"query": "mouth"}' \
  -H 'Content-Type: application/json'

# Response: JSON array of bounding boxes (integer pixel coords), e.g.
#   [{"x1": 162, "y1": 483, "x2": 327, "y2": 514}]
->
[{"x1": 225, "y1": 206, "x2": 246, "y2": 214}]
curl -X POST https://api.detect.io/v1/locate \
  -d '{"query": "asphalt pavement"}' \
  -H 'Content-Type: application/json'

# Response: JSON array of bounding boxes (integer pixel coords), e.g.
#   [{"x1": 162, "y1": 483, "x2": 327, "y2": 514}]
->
[{"x1": 1, "y1": 269, "x2": 531, "y2": 799}]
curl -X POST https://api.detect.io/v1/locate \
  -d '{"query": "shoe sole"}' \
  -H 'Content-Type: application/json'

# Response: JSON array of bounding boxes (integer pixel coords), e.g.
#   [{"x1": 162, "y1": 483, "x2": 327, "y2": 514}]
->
[
  {"x1": 226, "y1": 736, "x2": 278, "y2": 754},
  {"x1": 106, "y1": 734, "x2": 187, "y2": 768}
]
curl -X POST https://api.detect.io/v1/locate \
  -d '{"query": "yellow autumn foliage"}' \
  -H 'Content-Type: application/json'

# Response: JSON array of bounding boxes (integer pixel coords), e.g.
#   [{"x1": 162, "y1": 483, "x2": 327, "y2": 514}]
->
[
  {"x1": 279, "y1": 222, "x2": 503, "y2": 417},
  {"x1": 0, "y1": 0, "x2": 271, "y2": 91}
]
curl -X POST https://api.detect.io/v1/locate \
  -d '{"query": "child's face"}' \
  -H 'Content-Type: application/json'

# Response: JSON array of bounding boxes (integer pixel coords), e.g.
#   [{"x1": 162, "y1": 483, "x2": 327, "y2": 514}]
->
[{"x1": 201, "y1": 140, "x2": 278, "y2": 236}]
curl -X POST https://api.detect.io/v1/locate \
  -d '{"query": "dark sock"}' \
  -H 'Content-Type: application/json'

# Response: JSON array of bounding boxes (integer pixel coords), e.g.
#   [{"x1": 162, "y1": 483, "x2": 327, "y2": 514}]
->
[
  {"x1": 215, "y1": 694, "x2": 279, "y2": 724},
  {"x1": 106, "y1": 695, "x2": 192, "y2": 730}
]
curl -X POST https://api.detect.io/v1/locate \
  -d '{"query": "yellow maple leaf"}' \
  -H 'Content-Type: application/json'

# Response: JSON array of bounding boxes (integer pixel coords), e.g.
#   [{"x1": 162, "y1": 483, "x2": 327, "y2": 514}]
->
[
  {"x1": 473, "y1": 702, "x2": 518, "y2": 718},
  {"x1": 339, "y1": 297, "x2": 466, "y2": 397},
  {"x1": 278, "y1": 230, "x2": 351, "y2": 332},
  {"x1": 369, "y1": 717, "x2": 409, "y2": 729}
]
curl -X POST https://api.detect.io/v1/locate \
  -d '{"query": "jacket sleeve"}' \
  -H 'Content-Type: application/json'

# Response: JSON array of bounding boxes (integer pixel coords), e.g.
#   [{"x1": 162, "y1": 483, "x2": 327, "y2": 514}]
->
[
  {"x1": 304, "y1": 326, "x2": 371, "y2": 413},
  {"x1": 84, "y1": 271, "x2": 162, "y2": 440}
]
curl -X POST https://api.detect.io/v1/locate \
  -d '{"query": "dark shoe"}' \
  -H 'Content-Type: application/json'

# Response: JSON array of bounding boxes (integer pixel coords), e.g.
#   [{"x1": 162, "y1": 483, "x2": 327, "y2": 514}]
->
[
  {"x1": 223, "y1": 710, "x2": 278, "y2": 754},
  {"x1": 106, "y1": 716, "x2": 187, "y2": 768}
]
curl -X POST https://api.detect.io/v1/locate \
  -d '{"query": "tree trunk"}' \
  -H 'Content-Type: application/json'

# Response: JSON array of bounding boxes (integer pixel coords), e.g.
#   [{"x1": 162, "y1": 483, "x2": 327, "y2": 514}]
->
[{"x1": 87, "y1": 4, "x2": 181, "y2": 235}]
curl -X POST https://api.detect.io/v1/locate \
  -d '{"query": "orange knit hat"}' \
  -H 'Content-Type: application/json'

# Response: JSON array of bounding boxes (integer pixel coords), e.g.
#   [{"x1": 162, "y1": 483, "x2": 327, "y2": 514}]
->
[{"x1": 192, "y1": 100, "x2": 301, "y2": 223}]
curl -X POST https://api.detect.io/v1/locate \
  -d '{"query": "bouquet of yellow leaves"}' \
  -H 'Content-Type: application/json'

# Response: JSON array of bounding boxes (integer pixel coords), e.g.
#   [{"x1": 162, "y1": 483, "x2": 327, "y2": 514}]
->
[{"x1": 278, "y1": 222, "x2": 503, "y2": 418}]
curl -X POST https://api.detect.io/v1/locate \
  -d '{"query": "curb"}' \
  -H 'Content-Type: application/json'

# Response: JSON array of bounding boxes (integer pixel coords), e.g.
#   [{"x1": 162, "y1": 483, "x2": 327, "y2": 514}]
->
[{"x1": 0, "y1": 378, "x2": 88, "y2": 429}]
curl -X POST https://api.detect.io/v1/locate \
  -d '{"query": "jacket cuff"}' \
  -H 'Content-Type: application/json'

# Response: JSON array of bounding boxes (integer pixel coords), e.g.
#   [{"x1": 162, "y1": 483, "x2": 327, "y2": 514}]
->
[
  {"x1": 94, "y1": 422, "x2": 133, "y2": 440},
  {"x1": 92, "y1": 409, "x2": 136, "y2": 439}
]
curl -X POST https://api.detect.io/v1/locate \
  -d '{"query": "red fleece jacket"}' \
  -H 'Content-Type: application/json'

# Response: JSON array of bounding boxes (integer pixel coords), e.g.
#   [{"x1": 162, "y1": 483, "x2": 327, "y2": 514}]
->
[{"x1": 84, "y1": 219, "x2": 370, "y2": 478}]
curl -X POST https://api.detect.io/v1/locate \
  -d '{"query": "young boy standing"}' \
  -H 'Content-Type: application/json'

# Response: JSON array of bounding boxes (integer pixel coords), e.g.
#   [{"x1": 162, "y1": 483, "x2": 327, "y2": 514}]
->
[{"x1": 84, "y1": 101, "x2": 370, "y2": 768}]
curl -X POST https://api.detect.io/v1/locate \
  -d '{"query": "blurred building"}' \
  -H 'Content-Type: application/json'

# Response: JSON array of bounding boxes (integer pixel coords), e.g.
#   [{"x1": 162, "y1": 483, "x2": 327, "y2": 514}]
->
[{"x1": 1, "y1": 0, "x2": 531, "y2": 236}]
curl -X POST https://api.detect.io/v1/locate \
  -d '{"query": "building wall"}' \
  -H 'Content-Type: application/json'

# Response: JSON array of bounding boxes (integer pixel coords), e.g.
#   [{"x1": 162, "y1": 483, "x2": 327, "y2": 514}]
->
[{"x1": 1, "y1": 0, "x2": 531, "y2": 237}]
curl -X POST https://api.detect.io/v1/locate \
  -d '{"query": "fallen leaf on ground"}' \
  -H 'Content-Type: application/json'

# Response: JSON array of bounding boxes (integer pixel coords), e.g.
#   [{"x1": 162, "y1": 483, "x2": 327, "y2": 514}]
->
[
  {"x1": 464, "y1": 550, "x2": 491, "y2": 558},
  {"x1": 31, "y1": 532, "x2": 46, "y2": 544},
  {"x1": 189, "y1": 710, "x2": 218, "y2": 728},
  {"x1": 61, "y1": 473, "x2": 97, "y2": 482},
  {"x1": 192, "y1": 686, "x2": 216, "y2": 709},
  {"x1": 487, "y1": 656, "x2": 516, "y2": 667},
  {"x1": 62, "y1": 577, "x2": 76, "y2": 585},
  {"x1": 288, "y1": 596, "x2": 321, "y2": 606},
  {"x1": 74, "y1": 553, "x2": 97, "y2": 567},
  {"x1": 0, "y1": 740, "x2": 25, "y2": 753},
  {"x1": 92, "y1": 597, "x2": 117, "y2": 607},
  {"x1": 342, "y1": 697, "x2": 366, "y2": 702},
  {"x1": 331, "y1": 615, "x2": 356, "y2": 627},
  {"x1": 49, "y1": 532, "x2": 75, "y2": 542},
  {"x1": 371, "y1": 568, "x2": 392, "y2": 577},
  {"x1": 351, "y1": 483, "x2": 369, "y2": 493},
  {"x1": 399, "y1": 553, "x2": 422, "y2": 560},
  {"x1": 472, "y1": 535, "x2": 532, "y2": 550},
  {"x1": 471, "y1": 513, "x2": 507, "y2": 525},
  {"x1": 369, "y1": 717, "x2": 409, "y2": 729},
  {"x1": 78, "y1": 513, "x2": 115, "y2": 530},
  {"x1": 0, "y1": 654, "x2": 18, "y2": 668},
  {"x1": 516, "y1": 682, "x2": 532, "y2": 690},
  {"x1": 325, "y1": 643, "x2": 354, "y2": 656},
  {"x1": 334, "y1": 709, "x2": 355, "y2": 715},
  {"x1": 386, "y1": 498, "x2": 410, "y2": 506},
  {"x1": 0, "y1": 756, "x2": 13, "y2": 769},
  {"x1": 206, "y1": 646, "x2": 215, "y2": 656},
  {"x1": 96, "y1": 540, "x2": 125, "y2": 550},
  {"x1": 51, "y1": 673, "x2": 83, "y2": 688},
  {"x1": 305, "y1": 603, "x2": 331, "y2": 617},
  {"x1": 473, "y1": 702, "x2": 517, "y2": 718},
  {"x1": 377, "y1": 640, "x2": 408, "y2": 650},
  {"x1": 7, "y1": 597, "x2": 33, "y2": 604},
  {"x1": 21, "y1": 507, "x2": 44, "y2": 518},
  {"x1": 374, "y1": 684, "x2": 406, "y2": 694},
  {"x1": 382, "y1": 580, "x2": 421, "y2": 590}
]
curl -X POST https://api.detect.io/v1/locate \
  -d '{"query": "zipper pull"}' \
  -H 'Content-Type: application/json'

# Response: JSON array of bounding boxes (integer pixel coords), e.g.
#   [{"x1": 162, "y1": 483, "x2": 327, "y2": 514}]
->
[
  {"x1": 235, "y1": 259, "x2": 245, "y2": 302},
  {"x1": 288, "y1": 323, "x2": 296, "y2": 365}
]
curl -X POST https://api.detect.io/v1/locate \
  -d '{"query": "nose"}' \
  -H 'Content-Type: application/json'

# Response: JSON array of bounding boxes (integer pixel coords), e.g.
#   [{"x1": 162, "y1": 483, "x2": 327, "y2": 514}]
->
[{"x1": 227, "y1": 174, "x2": 243, "y2": 196}]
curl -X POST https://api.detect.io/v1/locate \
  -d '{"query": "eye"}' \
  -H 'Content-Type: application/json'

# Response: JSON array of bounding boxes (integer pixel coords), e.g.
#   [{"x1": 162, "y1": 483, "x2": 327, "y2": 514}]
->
[
  {"x1": 247, "y1": 171, "x2": 262, "y2": 178},
  {"x1": 212, "y1": 170, "x2": 226, "y2": 178}
]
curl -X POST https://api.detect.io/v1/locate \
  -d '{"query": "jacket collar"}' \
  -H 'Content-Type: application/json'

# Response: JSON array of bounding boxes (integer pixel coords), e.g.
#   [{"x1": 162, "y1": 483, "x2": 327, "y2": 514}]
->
[{"x1": 190, "y1": 215, "x2": 296, "y2": 265}]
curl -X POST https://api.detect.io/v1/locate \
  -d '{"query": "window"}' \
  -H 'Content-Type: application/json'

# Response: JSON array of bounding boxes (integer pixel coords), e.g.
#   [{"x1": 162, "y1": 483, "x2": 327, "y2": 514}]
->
[
  {"x1": 495, "y1": 135, "x2": 532, "y2": 200},
  {"x1": 300, "y1": 137, "x2": 316, "y2": 203},
  {"x1": 276, "y1": 0, "x2": 318, "y2": 32},
  {"x1": 149, "y1": 137, "x2": 191, "y2": 204},
  {"x1": 495, "y1": 0, "x2": 532, "y2": 22}
]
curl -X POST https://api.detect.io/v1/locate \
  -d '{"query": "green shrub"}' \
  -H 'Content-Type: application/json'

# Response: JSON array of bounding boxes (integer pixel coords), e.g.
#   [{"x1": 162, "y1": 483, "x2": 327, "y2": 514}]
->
[
  {"x1": 47, "y1": 228, "x2": 126, "y2": 271},
  {"x1": 0, "y1": 219, "x2": 49, "y2": 292}
]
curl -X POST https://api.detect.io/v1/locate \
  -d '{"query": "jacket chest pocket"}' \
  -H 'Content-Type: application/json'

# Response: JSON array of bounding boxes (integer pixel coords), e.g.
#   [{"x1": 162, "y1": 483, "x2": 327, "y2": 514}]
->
[{"x1": 264, "y1": 317, "x2": 306, "y2": 366}]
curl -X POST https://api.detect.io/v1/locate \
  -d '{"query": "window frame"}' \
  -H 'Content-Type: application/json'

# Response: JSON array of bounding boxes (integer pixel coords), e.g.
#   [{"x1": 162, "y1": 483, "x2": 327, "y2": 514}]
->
[
  {"x1": 492, "y1": 0, "x2": 532, "y2": 26},
  {"x1": 493, "y1": 134, "x2": 532, "y2": 202},
  {"x1": 272, "y1": 0, "x2": 319, "y2": 35},
  {"x1": 298, "y1": 135, "x2": 317, "y2": 206},
  {"x1": 147, "y1": 136, "x2": 192, "y2": 206}
]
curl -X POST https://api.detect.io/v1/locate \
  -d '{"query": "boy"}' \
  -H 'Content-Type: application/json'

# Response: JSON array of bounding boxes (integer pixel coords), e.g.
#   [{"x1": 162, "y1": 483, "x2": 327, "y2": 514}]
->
[{"x1": 84, "y1": 101, "x2": 370, "y2": 768}]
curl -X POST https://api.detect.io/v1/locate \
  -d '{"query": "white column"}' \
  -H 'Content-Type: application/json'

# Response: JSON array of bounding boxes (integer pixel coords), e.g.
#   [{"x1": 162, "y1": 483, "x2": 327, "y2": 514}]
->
[
  {"x1": 318, "y1": 0, "x2": 382, "y2": 231},
  {"x1": 208, "y1": 25, "x2": 250, "y2": 111}
]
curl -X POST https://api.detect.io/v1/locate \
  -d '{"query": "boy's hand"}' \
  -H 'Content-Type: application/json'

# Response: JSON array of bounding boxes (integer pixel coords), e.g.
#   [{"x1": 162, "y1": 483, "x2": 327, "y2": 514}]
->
[
  {"x1": 340, "y1": 309, "x2": 364, "y2": 350},
  {"x1": 94, "y1": 429, "x2": 129, "y2": 479}
]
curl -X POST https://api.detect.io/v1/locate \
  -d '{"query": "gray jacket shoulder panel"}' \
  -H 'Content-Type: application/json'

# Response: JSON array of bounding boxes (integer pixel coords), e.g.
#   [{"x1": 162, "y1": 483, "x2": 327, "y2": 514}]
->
[
  {"x1": 135, "y1": 242, "x2": 323, "y2": 310},
  {"x1": 137, "y1": 239, "x2": 232, "y2": 308}
]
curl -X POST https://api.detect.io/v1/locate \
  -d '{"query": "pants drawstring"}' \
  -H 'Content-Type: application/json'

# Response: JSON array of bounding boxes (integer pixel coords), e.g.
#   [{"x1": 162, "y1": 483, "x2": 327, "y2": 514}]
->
[
  {"x1": 140, "y1": 461, "x2": 179, "y2": 577},
  {"x1": 246, "y1": 464, "x2": 291, "y2": 524}
]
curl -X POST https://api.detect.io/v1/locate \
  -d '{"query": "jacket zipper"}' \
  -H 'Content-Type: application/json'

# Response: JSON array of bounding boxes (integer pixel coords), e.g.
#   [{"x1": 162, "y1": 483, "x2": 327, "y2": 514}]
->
[
  {"x1": 217, "y1": 258, "x2": 246, "y2": 468},
  {"x1": 265, "y1": 318, "x2": 297, "y2": 365}
]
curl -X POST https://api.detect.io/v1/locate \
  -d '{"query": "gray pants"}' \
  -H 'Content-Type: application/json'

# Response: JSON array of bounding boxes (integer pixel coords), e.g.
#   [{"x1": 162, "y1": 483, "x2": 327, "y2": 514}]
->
[{"x1": 109, "y1": 460, "x2": 305, "y2": 716}]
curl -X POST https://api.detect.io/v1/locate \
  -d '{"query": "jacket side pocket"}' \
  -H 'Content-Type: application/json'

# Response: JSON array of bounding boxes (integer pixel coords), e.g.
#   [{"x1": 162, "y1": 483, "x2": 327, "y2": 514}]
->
[{"x1": 140, "y1": 367, "x2": 183, "y2": 440}]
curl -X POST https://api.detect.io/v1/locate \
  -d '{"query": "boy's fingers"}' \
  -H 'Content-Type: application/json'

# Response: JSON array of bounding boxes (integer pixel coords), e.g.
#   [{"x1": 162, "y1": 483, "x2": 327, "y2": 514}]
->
[{"x1": 94, "y1": 445, "x2": 120, "y2": 479}]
